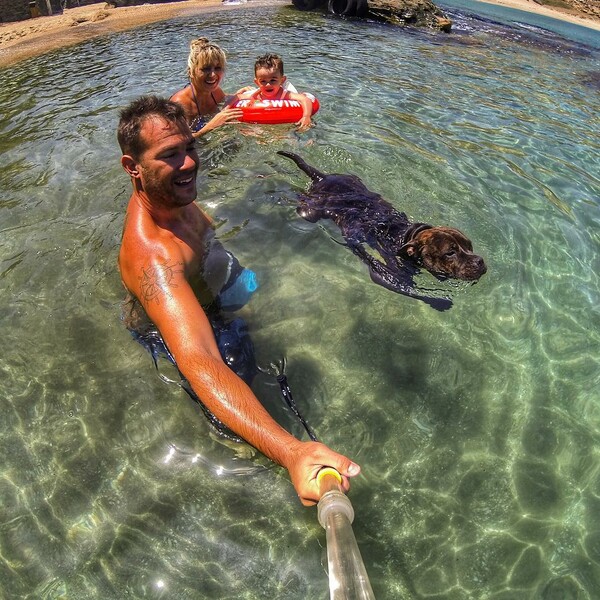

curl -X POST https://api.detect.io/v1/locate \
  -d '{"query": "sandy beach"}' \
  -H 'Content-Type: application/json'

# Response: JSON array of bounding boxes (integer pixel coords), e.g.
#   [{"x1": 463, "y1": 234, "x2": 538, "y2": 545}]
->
[
  {"x1": 1, "y1": 0, "x2": 599, "y2": 68},
  {"x1": 475, "y1": 0, "x2": 600, "y2": 30},
  {"x1": 0, "y1": 0, "x2": 238, "y2": 68}
]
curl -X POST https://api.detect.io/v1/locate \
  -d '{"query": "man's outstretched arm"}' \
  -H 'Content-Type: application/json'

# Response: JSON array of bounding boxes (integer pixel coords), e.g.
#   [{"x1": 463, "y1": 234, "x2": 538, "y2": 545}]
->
[{"x1": 125, "y1": 253, "x2": 360, "y2": 505}]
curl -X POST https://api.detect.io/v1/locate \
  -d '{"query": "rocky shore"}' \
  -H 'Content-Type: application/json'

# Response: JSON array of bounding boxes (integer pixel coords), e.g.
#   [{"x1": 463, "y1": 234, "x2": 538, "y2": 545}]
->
[
  {"x1": 544, "y1": 0, "x2": 600, "y2": 21},
  {"x1": 1, "y1": 0, "x2": 598, "y2": 69}
]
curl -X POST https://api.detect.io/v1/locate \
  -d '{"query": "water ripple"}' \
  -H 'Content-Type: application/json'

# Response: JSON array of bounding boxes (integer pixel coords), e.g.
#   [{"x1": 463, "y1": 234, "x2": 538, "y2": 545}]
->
[{"x1": 0, "y1": 4, "x2": 599, "y2": 599}]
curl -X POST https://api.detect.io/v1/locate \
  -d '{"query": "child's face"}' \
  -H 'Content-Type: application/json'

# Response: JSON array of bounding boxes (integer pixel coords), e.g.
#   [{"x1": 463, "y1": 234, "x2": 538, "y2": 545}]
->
[{"x1": 254, "y1": 67, "x2": 286, "y2": 99}]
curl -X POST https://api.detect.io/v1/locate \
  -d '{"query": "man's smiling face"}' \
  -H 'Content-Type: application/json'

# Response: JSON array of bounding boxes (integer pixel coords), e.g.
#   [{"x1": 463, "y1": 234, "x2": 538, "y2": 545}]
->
[{"x1": 136, "y1": 116, "x2": 199, "y2": 208}]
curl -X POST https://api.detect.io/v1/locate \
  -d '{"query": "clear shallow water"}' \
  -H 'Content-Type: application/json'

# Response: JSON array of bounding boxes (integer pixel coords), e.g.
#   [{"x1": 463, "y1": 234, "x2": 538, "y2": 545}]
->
[{"x1": 1, "y1": 3, "x2": 599, "y2": 598}]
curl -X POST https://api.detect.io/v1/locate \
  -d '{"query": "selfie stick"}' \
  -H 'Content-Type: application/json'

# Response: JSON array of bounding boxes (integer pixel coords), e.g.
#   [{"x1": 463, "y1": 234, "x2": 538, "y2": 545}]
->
[{"x1": 317, "y1": 468, "x2": 376, "y2": 600}]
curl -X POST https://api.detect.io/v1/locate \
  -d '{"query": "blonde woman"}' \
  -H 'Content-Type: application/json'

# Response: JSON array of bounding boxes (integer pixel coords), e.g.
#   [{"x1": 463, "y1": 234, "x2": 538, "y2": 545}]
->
[{"x1": 170, "y1": 38, "x2": 248, "y2": 137}]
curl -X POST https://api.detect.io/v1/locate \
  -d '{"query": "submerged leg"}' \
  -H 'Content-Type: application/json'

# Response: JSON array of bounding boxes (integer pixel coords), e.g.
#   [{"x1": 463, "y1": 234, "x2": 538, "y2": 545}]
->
[
  {"x1": 130, "y1": 316, "x2": 318, "y2": 442},
  {"x1": 128, "y1": 314, "x2": 258, "y2": 442}
]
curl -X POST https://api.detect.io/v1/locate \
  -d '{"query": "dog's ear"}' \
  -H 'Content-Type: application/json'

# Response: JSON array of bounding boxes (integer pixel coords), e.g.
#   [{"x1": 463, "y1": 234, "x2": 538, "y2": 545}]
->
[{"x1": 399, "y1": 241, "x2": 419, "y2": 258}]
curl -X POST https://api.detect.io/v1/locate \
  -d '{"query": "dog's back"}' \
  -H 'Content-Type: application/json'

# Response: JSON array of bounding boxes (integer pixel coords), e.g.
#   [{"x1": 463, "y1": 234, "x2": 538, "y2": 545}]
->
[{"x1": 279, "y1": 151, "x2": 410, "y2": 251}]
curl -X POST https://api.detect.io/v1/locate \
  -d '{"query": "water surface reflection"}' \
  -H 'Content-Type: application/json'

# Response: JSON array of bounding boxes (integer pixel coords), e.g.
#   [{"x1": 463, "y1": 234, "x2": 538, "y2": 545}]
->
[{"x1": 1, "y1": 4, "x2": 599, "y2": 598}]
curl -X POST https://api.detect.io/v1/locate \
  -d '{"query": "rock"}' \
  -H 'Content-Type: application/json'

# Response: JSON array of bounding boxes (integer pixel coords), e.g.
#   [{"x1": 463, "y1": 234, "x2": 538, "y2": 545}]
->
[
  {"x1": 436, "y1": 16, "x2": 453, "y2": 31},
  {"x1": 92, "y1": 10, "x2": 111, "y2": 21},
  {"x1": 363, "y1": 0, "x2": 452, "y2": 29},
  {"x1": 292, "y1": 0, "x2": 452, "y2": 30}
]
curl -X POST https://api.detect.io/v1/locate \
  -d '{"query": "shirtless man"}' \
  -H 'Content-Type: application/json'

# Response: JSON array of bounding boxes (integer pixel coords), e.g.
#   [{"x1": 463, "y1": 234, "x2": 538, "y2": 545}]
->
[{"x1": 117, "y1": 95, "x2": 360, "y2": 505}]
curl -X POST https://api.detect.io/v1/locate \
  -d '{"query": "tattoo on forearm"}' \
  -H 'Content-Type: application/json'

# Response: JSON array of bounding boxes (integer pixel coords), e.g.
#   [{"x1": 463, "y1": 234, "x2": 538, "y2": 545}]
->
[{"x1": 139, "y1": 261, "x2": 184, "y2": 305}]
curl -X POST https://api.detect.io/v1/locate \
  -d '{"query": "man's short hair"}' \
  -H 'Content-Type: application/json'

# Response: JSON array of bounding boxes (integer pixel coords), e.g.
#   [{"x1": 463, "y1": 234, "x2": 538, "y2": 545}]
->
[
  {"x1": 254, "y1": 53, "x2": 284, "y2": 76},
  {"x1": 117, "y1": 95, "x2": 186, "y2": 158}
]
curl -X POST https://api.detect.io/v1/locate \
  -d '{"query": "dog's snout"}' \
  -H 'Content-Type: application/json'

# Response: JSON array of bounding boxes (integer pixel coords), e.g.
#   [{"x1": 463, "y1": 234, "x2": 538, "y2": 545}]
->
[{"x1": 477, "y1": 256, "x2": 487, "y2": 274}]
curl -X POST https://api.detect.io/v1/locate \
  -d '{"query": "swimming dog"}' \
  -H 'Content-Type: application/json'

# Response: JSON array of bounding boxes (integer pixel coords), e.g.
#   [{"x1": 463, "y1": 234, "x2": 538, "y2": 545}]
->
[{"x1": 278, "y1": 151, "x2": 486, "y2": 310}]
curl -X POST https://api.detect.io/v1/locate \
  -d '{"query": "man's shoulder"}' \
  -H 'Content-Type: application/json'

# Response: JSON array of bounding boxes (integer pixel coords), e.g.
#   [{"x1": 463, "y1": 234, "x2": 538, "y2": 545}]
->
[{"x1": 120, "y1": 207, "x2": 182, "y2": 274}]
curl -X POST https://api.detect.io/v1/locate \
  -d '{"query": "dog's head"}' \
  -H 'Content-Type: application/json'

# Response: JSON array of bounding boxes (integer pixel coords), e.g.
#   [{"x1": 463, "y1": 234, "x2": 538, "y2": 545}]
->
[{"x1": 400, "y1": 226, "x2": 486, "y2": 281}]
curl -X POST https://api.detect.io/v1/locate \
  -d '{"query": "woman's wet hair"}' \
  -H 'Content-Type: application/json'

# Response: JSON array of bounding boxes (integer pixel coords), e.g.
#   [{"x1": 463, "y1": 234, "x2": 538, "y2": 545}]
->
[
  {"x1": 187, "y1": 38, "x2": 227, "y2": 81},
  {"x1": 254, "y1": 53, "x2": 285, "y2": 76},
  {"x1": 117, "y1": 95, "x2": 186, "y2": 158}
]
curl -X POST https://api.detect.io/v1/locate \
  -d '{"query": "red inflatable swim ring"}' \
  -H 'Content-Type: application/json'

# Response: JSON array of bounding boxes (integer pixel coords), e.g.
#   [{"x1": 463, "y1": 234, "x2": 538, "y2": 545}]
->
[{"x1": 231, "y1": 93, "x2": 320, "y2": 125}]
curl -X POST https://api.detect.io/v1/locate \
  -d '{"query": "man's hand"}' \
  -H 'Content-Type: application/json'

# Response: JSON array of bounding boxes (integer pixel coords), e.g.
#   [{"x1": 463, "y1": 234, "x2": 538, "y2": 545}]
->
[{"x1": 285, "y1": 441, "x2": 361, "y2": 506}]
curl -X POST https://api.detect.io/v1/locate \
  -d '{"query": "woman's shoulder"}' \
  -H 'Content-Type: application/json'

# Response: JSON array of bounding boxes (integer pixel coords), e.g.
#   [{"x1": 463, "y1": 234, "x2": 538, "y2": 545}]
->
[{"x1": 170, "y1": 84, "x2": 192, "y2": 103}]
